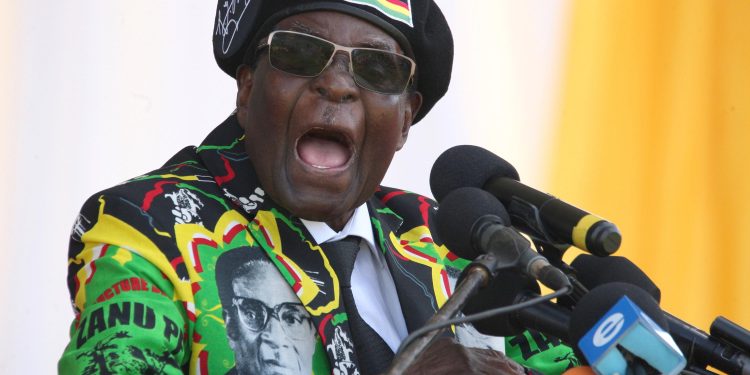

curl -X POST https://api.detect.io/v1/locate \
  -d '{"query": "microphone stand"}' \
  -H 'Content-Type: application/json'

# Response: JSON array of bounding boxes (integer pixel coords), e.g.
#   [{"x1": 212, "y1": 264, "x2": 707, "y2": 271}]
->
[
  {"x1": 711, "y1": 316, "x2": 750, "y2": 355},
  {"x1": 384, "y1": 254, "x2": 501, "y2": 375}
]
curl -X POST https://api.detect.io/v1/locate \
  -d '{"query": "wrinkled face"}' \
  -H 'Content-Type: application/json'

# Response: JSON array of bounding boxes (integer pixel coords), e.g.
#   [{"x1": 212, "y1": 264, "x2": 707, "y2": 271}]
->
[
  {"x1": 228, "y1": 264, "x2": 316, "y2": 375},
  {"x1": 236, "y1": 11, "x2": 422, "y2": 230}
]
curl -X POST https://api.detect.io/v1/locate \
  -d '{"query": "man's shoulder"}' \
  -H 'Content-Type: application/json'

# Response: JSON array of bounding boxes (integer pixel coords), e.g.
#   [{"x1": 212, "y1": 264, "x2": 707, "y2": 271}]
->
[
  {"x1": 71, "y1": 116, "x2": 252, "y2": 248},
  {"x1": 92, "y1": 115, "x2": 241, "y2": 204},
  {"x1": 73, "y1": 144, "x2": 231, "y2": 243},
  {"x1": 374, "y1": 185, "x2": 437, "y2": 210},
  {"x1": 372, "y1": 185, "x2": 438, "y2": 229},
  {"x1": 83, "y1": 146, "x2": 210, "y2": 204}
]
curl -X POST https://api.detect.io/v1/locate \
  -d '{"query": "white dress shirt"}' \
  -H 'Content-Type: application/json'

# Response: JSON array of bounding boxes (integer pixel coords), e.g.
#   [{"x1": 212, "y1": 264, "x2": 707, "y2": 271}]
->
[{"x1": 301, "y1": 203, "x2": 409, "y2": 352}]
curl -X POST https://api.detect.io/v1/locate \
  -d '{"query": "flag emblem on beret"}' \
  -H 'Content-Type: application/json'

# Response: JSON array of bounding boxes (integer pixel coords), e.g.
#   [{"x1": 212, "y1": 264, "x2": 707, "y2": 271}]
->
[{"x1": 344, "y1": 0, "x2": 413, "y2": 27}]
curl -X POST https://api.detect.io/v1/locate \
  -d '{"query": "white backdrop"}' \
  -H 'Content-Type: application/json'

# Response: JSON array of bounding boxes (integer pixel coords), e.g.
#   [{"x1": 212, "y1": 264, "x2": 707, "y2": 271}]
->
[{"x1": 0, "y1": 1, "x2": 568, "y2": 372}]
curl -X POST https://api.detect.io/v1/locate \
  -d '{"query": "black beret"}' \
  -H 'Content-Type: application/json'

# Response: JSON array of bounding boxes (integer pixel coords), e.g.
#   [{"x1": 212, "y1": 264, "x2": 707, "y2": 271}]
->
[{"x1": 213, "y1": 0, "x2": 453, "y2": 124}]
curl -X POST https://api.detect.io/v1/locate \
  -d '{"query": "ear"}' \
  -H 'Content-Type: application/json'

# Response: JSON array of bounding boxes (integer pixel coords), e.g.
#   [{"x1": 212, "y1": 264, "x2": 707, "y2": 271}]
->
[
  {"x1": 223, "y1": 310, "x2": 240, "y2": 345},
  {"x1": 395, "y1": 91, "x2": 422, "y2": 151},
  {"x1": 235, "y1": 65, "x2": 254, "y2": 127}
]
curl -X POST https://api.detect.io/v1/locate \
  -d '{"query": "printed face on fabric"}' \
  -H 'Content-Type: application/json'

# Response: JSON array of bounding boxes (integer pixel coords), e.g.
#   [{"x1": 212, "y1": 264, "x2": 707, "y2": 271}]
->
[
  {"x1": 235, "y1": 10, "x2": 423, "y2": 231},
  {"x1": 222, "y1": 256, "x2": 317, "y2": 374}
]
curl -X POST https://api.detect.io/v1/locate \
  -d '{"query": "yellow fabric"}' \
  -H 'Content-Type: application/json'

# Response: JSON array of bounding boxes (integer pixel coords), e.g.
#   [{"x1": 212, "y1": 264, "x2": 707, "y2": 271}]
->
[{"x1": 553, "y1": 0, "x2": 750, "y2": 331}]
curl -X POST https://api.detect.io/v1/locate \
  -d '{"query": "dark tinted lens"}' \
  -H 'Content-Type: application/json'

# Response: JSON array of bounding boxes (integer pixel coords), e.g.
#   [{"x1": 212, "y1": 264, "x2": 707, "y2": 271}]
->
[
  {"x1": 235, "y1": 298, "x2": 267, "y2": 331},
  {"x1": 351, "y1": 49, "x2": 412, "y2": 94},
  {"x1": 269, "y1": 32, "x2": 334, "y2": 76}
]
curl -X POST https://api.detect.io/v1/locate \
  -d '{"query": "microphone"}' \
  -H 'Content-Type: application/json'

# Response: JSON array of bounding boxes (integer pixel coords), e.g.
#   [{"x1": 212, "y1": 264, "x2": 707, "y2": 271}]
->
[
  {"x1": 464, "y1": 272, "x2": 685, "y2": 373},
  {"x1": 569, "y1": 282, "x2": 686, "y2": 375},
  {"x1": 462, "y1": 268, "x2": 571, "y2": 340},
  {"x1": 436, "y1": 186, "x2": 570, "y2": 290},
  {"x1": 430, "y1": 145, "x2": 621, "y2": 256},
  {"x1": 571, "y1": 255, "x2": 750, "y2": 375},
  {"x1": 570, "y1": 254, "x2": 662, "y2": 302},
  {"x1": 711, "y1": 316, "x2": 750, "y2": 356}
]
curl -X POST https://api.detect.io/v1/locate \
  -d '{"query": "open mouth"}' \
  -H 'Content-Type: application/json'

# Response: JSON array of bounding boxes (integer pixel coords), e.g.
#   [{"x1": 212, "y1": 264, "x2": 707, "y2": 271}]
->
[{"x1": 296, "y1": 128, "x2": 353, "y2": 170}]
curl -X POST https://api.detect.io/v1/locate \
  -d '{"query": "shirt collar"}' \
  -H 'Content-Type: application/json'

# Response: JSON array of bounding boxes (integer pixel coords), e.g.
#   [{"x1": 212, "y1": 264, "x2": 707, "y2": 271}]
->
[{"x1": 300, "y1": 203, "x2": 381, "y2": 263}]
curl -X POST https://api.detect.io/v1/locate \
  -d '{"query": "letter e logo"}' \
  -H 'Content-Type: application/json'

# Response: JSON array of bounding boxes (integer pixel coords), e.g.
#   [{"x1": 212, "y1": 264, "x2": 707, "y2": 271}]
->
[{"x1": 593, "y1": 313, "x2": 624, "y2": 347}]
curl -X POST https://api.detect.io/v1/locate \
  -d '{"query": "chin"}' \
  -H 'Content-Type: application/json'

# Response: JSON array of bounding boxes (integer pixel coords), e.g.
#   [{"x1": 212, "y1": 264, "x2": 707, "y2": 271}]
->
[
  {"x1": 283, "y1": 189, "x2": 358, "y2": 216},
  {"x1": 294, "y1": 203, "x2": 350, "y2": 222}
]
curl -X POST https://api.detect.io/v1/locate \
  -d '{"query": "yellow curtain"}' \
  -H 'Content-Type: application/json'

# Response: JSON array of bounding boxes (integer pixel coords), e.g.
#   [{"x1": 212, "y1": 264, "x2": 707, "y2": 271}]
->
[{"x1": 553, "y1": 0, "x2": 750, "y2": 331}]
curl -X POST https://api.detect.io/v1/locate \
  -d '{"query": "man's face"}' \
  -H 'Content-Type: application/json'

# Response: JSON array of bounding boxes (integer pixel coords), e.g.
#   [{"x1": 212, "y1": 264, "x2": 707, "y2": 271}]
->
[
  {"x1": 236, "y1": 11, "x2": 422, "y2": 230},
  {"x1": 228, "y1": 264, "x2": 316, "y2": 375}
]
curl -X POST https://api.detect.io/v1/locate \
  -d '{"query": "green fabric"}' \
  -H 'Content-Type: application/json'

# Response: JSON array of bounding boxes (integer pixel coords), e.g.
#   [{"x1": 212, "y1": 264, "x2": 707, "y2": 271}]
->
[
  {"x1": 505, "y1": 330, "x2": 580, "y2": 374},
  {"x1": 61, "y1": 245, "x2": 190, "y2": 374}
]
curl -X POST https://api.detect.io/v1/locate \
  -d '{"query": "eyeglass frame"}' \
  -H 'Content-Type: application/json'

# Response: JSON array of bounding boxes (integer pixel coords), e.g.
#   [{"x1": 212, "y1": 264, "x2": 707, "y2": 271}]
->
[
  {"x1": 255, "y1": 30, "x2": 417, "y2": 95},
  {"x1": 231, "y1": 296, "x2": 313, "y2": 339}
]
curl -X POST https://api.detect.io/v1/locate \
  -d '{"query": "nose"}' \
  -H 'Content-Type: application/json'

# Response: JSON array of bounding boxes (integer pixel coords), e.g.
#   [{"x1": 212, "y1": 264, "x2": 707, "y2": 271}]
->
[
  {"x1": 259, "y1": 315, "x2": 289, "y2": 348},
  {"x1": 312, "y1": 51, "x2": 358, "y2": 103}
]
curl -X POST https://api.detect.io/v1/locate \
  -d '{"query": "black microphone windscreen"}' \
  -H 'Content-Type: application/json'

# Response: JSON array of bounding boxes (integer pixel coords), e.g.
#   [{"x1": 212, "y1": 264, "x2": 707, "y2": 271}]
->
[
  {"x1": 568, "y1": 282, "x2": 668, "y2": 355},
  {"x1": 462, "y1": 269, "x2": 541, "y2": 336},
  {"x1": 436, "y1": 187, "x2": 511, "y2": 260},
  {"x1": 430, "y1": 145, "x2": 520, "y2": 202},
  {"x1": 571, "y1": 255, "x2": 662, "y2": 303}
]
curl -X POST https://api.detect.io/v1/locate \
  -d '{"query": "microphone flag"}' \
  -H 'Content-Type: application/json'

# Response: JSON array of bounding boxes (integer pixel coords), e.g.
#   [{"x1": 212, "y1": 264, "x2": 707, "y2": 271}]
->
[{"x1": 577, "y1": 296, "x2": 686, "y2": 375}]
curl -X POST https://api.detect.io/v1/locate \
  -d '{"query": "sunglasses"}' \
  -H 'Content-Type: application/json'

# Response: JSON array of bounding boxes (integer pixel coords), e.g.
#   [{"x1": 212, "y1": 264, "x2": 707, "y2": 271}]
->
[
  {"x1": 232, "y1": 297, "x2": 312, "y2": 340},
  {"x1": 257, "y1": 30, "x2": 416, "y2": 95}
]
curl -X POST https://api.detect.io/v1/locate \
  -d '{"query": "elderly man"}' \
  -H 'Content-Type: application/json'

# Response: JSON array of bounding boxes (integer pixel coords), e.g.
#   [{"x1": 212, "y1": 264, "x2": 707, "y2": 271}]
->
[{"x1": 60, "y1": 1, "x2": 575, "y2": 374}]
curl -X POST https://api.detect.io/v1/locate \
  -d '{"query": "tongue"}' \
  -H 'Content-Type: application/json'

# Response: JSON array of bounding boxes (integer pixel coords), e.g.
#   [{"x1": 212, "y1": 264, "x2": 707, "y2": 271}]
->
[{"x1": 297, "y1": 136, "x2": 350, "y2": 168}]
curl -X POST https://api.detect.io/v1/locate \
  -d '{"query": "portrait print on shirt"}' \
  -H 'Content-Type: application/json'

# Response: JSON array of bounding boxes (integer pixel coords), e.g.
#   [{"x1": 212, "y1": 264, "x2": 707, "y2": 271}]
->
[{"x1": 216, "y1": 247, "x2": 318, "y2": 374}]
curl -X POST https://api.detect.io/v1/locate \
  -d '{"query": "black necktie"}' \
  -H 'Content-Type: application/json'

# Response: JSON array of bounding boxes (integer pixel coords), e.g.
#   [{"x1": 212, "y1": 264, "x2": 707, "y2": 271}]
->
[{"x1": 323, "y1": 237, "x2": 395, "y2": 375}]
